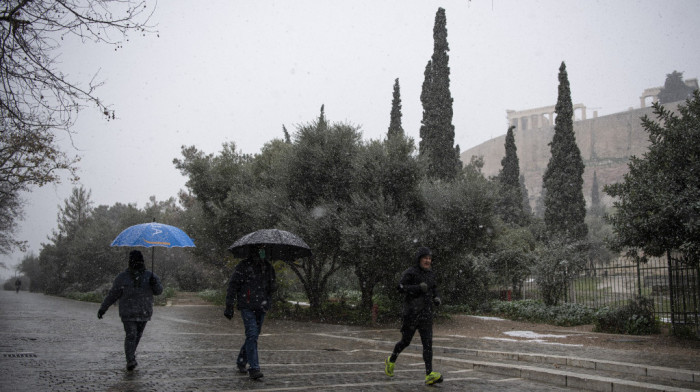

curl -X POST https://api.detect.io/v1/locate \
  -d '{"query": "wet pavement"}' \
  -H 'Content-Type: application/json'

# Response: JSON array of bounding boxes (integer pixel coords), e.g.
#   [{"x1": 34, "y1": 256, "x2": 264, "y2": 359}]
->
[
  {"x1": 0, "y1": 291, "x2": 697, "y2": 391},
  {"x1": 0, "y1": 291, "x2": 590, "y2": 391}
]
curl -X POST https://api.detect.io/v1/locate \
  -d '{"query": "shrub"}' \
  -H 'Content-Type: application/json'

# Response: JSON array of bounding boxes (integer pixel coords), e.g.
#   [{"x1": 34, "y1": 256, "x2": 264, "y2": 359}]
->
[
  {"x1": 490, "y1": 299, "x2": 595, "y2": 326},
  {"x1": 154, "y1": 286, "x2": 177, "y2": 306},
  {"x1": 63, "y1": 291, "x2": 104, "y2": 303},
  {"x1": 198, "y1": 289, "x2": 226, "y2": 306},
  {"x1": 593, "y1": 296, "x2": 660, "y2": 335},
  {"x1": 269, "y1": 300, "x2": 373, "y2": 325}
]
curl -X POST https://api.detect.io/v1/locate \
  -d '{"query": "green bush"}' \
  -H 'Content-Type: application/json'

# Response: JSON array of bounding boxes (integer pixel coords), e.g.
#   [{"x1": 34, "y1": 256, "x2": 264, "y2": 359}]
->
[
  {"x1": 594, "y1": 296, "x2": 660, "y2": 335},
  {"x1": 490, "y1": 299, "x2": 595, "y2": 326},
  {"x1": 154, "y1": 286, "x2": 177, "y2": 306},
  {"x1": 198, "y1": 289, "x2": 226, "y2": 306},
  {"x1": 269, "y1": 300, "x2": 373, "y2": 325},
  {"x1": 63, "y1": 291, "x2": 104, "y2": 303}
]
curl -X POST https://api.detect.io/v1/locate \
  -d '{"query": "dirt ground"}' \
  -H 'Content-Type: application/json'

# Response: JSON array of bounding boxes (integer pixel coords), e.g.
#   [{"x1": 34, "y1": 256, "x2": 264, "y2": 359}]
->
[{"x1": 435, "y1": 314, "x2": 700, "y2": 357}]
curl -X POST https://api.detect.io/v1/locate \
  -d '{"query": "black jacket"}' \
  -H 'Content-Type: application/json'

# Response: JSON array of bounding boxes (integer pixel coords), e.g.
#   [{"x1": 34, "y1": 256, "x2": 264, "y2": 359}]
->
[
  {"x1": 225, "y1": 258, "x2": 277, "y2": 312},
  {"x1": 398, "y1": 265, "x2": 439, "y2": 320},
  {"x1": 100, "y1": 269, "x2": 163, "y2": 321}
]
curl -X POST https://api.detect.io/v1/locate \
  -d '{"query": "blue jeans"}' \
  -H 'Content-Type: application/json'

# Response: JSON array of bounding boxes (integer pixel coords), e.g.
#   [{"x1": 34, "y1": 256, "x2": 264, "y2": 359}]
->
[{"x1": 237, "y1": 309, "x2": 265, "y2": 371}]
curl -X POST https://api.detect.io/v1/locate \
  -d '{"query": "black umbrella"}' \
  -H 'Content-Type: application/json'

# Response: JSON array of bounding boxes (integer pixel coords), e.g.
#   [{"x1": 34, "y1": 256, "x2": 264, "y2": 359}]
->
[{"x1": 228, "y1": 229, "x2": 312, "y2": 261}]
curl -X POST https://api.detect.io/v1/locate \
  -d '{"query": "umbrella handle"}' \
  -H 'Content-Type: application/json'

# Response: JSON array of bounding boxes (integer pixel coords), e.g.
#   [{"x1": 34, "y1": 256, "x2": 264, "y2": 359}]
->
[{"x1": 151, "y1": 248, "x2": 155, "y2": 272}]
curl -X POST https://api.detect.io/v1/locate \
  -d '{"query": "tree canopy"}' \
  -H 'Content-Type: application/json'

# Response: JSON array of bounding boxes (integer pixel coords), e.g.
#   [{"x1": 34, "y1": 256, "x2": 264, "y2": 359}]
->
[
  {"x1": 605, "y1": 90, "x2": 700, "y2": 265},
  {"x1": 0, "y1": 0, "x2": 156, "y2": 254},
  {"x1": 658, "y1": 71, "x2": 696, "y2": 104}
]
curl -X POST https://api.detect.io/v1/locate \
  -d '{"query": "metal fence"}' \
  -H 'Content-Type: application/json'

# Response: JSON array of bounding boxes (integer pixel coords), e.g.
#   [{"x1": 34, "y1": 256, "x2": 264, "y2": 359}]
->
[{"x1": 519, "y1": 256, "x2": 699, "y2": 330}]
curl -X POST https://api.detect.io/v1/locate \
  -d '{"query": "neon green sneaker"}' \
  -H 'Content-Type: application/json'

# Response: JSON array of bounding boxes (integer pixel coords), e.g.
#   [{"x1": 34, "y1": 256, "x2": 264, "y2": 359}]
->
[
  {"x1": 384, "y1": 356, "x2": 395, "y2": 377},
  {"x1": 425, "y1": 371, "x2": 443, "y2": 385}
]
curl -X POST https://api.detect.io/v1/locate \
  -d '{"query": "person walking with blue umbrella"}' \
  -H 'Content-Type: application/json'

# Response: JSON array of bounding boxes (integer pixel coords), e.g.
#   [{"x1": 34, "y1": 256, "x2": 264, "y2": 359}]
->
[{"x1": 98, "y1": 250, "x2": 163, "y2": 371}]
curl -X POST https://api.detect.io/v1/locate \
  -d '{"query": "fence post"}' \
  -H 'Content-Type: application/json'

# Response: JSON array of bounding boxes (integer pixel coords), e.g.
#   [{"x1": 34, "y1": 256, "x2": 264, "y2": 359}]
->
[
  {"x1": 637, "y1": 259, "x2": 642, "y2": 297},
  {"x1": 667, "y1": 250, "x2": 676, "y2": 331}
]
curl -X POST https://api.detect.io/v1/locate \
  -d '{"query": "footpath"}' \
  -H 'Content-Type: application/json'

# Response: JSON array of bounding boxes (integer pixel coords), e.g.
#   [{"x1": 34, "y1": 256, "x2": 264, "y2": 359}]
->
[{"x1": 0, "y1": 290, "x2": 698, "y2": 391}]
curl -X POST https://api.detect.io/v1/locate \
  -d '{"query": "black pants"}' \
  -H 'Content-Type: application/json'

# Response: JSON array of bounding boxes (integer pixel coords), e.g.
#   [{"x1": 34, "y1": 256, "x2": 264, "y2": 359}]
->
[
  {"x1": 391, "y1": 316, "x2": 433, "y2": 375},
  {"x1": 123, "y1": 321, "x2": 147, "y2": 363}
]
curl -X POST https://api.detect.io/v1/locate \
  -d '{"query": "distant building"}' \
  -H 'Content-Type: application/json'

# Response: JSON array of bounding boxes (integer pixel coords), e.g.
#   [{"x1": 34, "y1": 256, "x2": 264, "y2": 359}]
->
[{"x1": 461, "y1": 77, "x2": 698, "y2": 210}]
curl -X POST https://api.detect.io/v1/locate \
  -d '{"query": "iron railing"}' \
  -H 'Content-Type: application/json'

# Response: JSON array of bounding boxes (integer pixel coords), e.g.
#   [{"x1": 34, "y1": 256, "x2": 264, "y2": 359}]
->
[{"x1": 519, "y1": 256, "x2": 699, "y2": 329}]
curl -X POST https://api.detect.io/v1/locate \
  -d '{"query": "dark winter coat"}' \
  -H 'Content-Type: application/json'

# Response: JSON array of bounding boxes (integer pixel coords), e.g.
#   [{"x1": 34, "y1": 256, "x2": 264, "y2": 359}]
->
[
  {"x1": 100, "y1": 270, "x2": 163, "y2": 322},
  {"x1": 225, "y1": 257, "x2": 277, "y2": 312},
  {"x1": 397, "y1": 265, "x2": 439, "y2": 321}
]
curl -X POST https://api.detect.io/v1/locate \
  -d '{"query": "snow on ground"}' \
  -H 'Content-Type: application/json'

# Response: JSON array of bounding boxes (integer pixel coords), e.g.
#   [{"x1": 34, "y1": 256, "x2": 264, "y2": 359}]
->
[
  {"x1": 468, "y1": 315, "x2": 506, "y2": 321},
  {"x1": 504, "y1": 331, "x2": 569, "y2": 339},
  {"x1": 483, "y1": 337, "x2": 583, "y2": 347}
]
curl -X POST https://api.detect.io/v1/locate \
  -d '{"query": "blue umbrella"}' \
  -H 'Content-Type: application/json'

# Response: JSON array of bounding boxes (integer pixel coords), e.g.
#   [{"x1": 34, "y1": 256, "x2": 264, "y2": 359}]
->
[{"x1": 111, "y1": 222, "x2": 195, "y2": 270}]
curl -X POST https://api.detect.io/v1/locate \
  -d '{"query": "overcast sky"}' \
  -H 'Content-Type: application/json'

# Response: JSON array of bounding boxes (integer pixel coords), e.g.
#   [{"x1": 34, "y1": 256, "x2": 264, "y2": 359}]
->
[{"x1": 3, "y1": 0, "x2": 700, "y2": 277}]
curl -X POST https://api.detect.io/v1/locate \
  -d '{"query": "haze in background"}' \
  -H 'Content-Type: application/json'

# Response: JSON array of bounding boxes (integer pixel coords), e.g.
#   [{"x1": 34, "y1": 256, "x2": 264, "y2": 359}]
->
[{"x1": 3, "y1": 0, "x2": 699, "y2": 277}]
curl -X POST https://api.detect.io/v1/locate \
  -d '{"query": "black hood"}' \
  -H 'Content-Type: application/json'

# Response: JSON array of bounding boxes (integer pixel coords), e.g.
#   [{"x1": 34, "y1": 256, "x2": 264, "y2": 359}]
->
[
  {"x1": 128, "y1": 250, "x2": 145, "y2": 272},
  {"x1": 414, "y1": 247, "x2": 432, "y2": 266}
]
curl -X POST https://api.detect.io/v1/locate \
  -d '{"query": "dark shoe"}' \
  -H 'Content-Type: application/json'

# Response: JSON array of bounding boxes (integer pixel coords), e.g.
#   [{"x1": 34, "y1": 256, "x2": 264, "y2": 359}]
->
[
  {"x1": 248, "y1": 368, "x2": 264, "y2": 380},
  {"x1": 126, "y1": 360, "x2": 138, "y2": 371},
  {"x1": 237, "y1": 364, "x2": 248, "y2": 374}
]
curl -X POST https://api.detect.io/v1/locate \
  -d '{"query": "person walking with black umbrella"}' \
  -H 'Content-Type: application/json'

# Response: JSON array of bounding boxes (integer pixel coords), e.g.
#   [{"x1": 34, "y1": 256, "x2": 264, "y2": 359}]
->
[
  {"x1": 224, "y1": 244, "x2": 277, "y2": 380},
  {"x1": 384, "y1": 247, "x2": 443, "y2": 385}
]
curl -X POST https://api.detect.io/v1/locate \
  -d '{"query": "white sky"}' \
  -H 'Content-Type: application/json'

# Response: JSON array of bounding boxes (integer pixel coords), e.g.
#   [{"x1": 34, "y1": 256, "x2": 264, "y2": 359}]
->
[{"x1": 3, "y1": 0, "x2": 700, "y2": 276}]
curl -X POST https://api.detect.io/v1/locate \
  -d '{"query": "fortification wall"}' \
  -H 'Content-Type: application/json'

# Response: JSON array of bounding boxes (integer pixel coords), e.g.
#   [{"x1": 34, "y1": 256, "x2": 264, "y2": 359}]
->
[{"x1": 460, "y1": 103, "x2": 681, "y2": 209}]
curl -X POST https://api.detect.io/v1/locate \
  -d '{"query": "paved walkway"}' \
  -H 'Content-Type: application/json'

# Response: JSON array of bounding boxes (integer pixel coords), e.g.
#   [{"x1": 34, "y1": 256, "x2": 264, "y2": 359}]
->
[{"x1": 0, "y1": 291, "x2": 698, "y2": 391}]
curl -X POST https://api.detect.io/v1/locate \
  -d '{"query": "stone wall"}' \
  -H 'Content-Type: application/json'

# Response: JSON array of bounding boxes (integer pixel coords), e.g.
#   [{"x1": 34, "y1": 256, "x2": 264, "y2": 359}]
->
[{"x1": 460, "y1": 103, "x2": 682, "y2": 209}]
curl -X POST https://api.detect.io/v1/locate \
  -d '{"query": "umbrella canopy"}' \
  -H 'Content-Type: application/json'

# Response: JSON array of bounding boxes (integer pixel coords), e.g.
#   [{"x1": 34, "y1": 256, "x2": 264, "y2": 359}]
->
[
  {"x1": 112, "y1": 222, "x2": 195, "y2": 248},
  {"x1": 228, "y1": 229, "x2": 312, "y2": 261},
  {"x1": 111, "y1": 222, "x2": 195, "y2": 271}
]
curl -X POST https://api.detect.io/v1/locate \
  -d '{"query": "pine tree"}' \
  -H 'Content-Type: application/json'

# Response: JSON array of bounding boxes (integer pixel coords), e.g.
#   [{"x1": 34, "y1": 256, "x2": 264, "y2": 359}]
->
[
  {"x1": 497, "y1": 126, "x2": 524, "y2": 224},
  {"x1": 419, "y1": 7, "x2": 460, "y2": 181},
  {"x1": 387, "y1": 78, "x2": 404, "y2": 140},
  {"x1": 542, "y1": 62, "x2": 588, "y2": 241}
]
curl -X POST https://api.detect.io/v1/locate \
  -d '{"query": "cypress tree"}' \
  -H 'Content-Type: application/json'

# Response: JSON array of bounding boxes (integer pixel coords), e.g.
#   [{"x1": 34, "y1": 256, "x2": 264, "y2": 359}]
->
[
  {"x1": 419, "y1": 7, "x2": 460, "y2": 181},
  {"x1": 542, "y1": 61, "x2": 588, "y2": 241},
  {"x1": 283, "y1": 124, "x2": 291, "y2": 143},
  {"x1": 590, "y1": 170, "x2": 601, "y2": 216},
  {"x1": 520, "y1": 174, "x2": 532, "y2": 215},
  {"x1": 497, "y1": 125, "x2": 524, "y2": 224},
  {"x1": 387, "y1": 78, "x2": 404, "y2": 140}
]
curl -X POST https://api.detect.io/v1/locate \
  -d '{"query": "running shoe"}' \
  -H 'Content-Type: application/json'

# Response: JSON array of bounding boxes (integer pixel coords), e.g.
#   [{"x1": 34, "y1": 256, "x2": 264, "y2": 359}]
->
[
  {"x1": 384, "y1": 356, "x2": 395, "y2": 377},
  {"x1": 425, "y1": 371, "x2": 443, "y2": 385}
]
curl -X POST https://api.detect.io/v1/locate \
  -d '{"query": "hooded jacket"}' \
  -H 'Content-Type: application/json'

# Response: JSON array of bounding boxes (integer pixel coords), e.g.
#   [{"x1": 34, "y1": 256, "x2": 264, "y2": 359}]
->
[
  {"x1": 225, "y1": 257, "x2": 277, "y2": 312},
  {"x1": 100, "y1": 269, "x2": 163, "y2": 321},
  {"x1": 397, "y1": 248, "x2": 440, "y2": 321}
]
